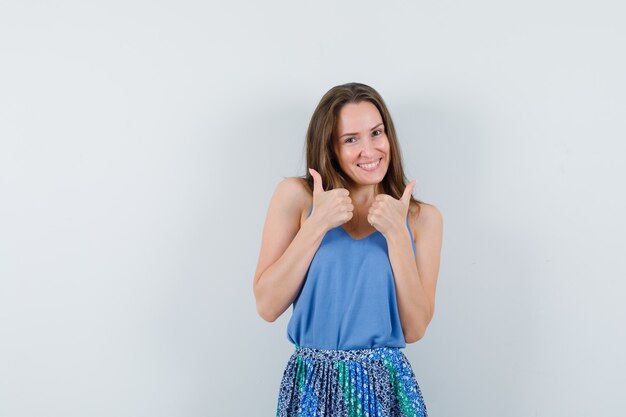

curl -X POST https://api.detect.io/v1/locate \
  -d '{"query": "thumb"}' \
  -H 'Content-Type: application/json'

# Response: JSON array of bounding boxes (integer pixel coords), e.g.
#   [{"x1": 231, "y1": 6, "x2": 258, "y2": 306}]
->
[
  {"x1": 400, "y1": 179, "x2": 416, "y2": 205},
  {"x1": 309, "y1": 168, "x2": 323, "y2": 195}
]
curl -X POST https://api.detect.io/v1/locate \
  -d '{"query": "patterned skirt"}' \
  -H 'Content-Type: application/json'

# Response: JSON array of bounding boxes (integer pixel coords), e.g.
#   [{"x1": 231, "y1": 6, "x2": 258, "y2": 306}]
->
[{"x1": 275, "y1": 344, "x2": 428, "y2": 417}]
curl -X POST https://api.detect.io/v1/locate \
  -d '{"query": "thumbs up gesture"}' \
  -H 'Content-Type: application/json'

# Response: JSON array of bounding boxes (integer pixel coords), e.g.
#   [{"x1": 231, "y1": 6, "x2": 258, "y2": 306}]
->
[
  {"x1": 308, "y1": 168, "x2": 354, "y2": 233},
  {"x1": 367, "y1": 179, "x2": 416, "y2": 238}
]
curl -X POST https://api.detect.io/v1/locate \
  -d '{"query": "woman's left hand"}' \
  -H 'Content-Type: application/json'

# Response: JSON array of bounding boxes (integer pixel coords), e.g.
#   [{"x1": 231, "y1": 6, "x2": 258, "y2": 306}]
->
[{"x1": 368, "y1": 180, "x2": 416, "y2": 237}]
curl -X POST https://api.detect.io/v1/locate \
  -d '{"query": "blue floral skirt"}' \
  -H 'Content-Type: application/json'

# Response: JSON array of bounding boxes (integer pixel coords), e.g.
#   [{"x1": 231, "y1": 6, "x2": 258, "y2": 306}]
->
[{"x1": 276, "y1": 344, "x2": 428, "y2": 417}]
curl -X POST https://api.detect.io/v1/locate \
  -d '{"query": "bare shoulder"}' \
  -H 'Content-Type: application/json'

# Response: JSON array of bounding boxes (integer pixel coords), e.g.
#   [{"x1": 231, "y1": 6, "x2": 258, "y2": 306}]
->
[
  {"x1": 253, "y1": 177, "x2": 310, "y2": 285},
  {"x1": 275, "y1": 176, "x2": 308, "y2": 197},
  {"x1": 272, "y1": 177, "x2": 311, "y2": 224},
  {"x1": 408, "y1": 202, "x2": 443, "y2": 240}
]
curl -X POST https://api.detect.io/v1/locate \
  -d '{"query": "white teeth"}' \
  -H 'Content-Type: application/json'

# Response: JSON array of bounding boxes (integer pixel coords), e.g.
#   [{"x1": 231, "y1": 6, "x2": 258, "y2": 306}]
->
[{"x1": 358, "y1": 159, "x2": 380, "y2": 169}]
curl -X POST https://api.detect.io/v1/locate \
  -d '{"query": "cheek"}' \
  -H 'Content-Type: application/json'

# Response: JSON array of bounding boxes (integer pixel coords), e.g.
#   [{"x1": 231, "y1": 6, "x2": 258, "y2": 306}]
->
[
  {"x1": 340, "y1": 149, "x2": 358, "y2": 163},
  {"x1": 383, "y1": 136, "x2": 390, "y2": 149},
  {"x1": 383, "y1": 141, "x2": 391, "y2": 155}
]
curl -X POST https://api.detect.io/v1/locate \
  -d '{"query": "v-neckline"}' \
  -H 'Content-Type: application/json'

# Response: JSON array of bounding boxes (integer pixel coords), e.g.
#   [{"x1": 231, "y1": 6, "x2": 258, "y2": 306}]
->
[{"x1": 338, "y1": 226, "x2": 380, "y2": 241}]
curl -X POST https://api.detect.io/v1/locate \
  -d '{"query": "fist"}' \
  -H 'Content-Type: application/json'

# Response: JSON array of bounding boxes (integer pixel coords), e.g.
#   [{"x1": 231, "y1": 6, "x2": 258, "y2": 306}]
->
[
  {"x1": 308, "y1": 168, "x2": 354, "y2": 232},
  {"x1": 367, "y1": 179, "x2": 416, "y2": 237}
]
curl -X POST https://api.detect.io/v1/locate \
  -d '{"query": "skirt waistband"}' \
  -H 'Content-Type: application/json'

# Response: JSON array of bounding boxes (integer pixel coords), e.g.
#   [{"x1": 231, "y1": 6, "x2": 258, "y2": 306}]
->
[{"x1": 292, "y1": 344, "x2": 403, "y2": 362}]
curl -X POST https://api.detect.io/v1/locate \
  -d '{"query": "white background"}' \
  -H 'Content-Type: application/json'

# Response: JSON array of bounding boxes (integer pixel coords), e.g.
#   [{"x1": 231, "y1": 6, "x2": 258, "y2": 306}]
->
[{"x1": 1, "y1": 1, "x2": 625, "y2": 416}]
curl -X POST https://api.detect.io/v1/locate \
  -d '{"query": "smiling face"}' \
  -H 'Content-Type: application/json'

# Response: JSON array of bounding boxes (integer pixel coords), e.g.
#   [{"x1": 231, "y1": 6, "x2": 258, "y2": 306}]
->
[{"x1": 332, "y1": 101, "x2": 390, "y2": 187}]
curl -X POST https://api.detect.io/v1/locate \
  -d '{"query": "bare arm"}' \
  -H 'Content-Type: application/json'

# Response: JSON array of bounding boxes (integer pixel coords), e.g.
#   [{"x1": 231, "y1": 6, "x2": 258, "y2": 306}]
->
[
  {"x1": 386, "y1": 203, "x2": 443, "y2": 343},
  {"x1": 252, "y1": 178, "x2": 326, "y2": 322}
]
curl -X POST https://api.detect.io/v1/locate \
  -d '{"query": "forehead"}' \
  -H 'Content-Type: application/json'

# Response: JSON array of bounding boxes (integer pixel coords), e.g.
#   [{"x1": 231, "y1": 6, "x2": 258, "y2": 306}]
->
[{"x1": 335, "y1": 101, "x2": 382, "y2": 133}]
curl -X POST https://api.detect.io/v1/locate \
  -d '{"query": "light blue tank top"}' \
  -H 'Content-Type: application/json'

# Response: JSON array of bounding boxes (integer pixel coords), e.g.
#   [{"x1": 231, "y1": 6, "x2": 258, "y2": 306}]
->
[{"x1": 286, "y1": 203, "x2": 417, "y2": 350}]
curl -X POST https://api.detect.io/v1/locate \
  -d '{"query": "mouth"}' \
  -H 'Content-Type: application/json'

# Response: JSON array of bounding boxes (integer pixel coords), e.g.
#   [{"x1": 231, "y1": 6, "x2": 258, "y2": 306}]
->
[{"x1": 357, "y1": 157, "x2": 382, "y2": 172}]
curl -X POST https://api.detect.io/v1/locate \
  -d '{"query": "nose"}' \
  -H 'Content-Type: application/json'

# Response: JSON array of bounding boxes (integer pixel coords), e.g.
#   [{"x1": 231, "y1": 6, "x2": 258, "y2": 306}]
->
[{"x1": 360, "y1": 137, "x2": 376, "y2": 155}]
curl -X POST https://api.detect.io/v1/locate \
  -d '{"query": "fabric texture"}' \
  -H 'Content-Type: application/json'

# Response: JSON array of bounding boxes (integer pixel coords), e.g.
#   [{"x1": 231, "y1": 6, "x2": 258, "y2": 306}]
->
[
  {"x1": 276, "y1": 345, "x2": 428, "y2": 417},
  {"x1": 286, "y1": 203, "x2": 416, "y2": 350}
]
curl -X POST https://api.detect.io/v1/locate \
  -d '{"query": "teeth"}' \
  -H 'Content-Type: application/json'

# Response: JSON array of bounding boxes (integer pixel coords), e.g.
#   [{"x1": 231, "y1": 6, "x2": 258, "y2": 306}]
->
[{"x1": 358, "y1": 159, "x2": 380, "y2": 169}]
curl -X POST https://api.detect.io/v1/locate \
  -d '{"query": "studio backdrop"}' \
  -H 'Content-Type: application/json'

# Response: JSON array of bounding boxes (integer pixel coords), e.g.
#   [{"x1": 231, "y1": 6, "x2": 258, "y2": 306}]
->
[{"x1": 1, "y1": 1, "x2": 624, "y2": 416}]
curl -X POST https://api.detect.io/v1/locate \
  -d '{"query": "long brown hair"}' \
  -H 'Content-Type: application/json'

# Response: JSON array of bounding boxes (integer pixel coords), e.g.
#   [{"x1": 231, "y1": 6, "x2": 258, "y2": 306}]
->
[{"x1": 297, "y1": 82, "x2": 423, "y2": 215}]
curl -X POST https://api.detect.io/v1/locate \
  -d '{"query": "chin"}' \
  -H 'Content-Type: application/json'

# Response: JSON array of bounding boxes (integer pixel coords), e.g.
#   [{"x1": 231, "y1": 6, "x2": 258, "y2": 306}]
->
[{"x1": 352, "y1": 173, "x2": 387, "y2": 185}]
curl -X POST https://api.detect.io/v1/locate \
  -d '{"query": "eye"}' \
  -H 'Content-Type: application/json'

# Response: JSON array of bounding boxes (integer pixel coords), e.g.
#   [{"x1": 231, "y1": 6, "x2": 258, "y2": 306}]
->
[
  {"x1": 372, "y1": 129, "x2": 383, "y2": 137},
  {"x1": 344, "y1": 136, "x2": 357, "y2": 144}
]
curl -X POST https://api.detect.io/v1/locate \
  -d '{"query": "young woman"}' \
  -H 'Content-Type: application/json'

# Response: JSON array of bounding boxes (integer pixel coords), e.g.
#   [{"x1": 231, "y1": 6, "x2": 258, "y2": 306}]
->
[{"x1": 253, "y1": 82, "x2": 443, "y2": 417}]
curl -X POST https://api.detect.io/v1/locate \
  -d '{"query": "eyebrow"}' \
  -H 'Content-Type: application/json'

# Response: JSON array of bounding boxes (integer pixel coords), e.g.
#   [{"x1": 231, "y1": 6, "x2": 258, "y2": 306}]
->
[{"x1": 339, "y1": 122, "x2": 384, "y2": 138}]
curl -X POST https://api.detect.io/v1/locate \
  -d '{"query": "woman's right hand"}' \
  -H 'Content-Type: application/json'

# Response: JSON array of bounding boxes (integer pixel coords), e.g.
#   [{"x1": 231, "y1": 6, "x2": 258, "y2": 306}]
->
[{"x1": 308, "y1": 168, "x2": 353, "y2": 232}]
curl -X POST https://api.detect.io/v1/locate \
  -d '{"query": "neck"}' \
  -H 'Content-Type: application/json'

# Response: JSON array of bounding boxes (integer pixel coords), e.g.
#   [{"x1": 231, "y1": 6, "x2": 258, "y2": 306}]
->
[{"x1": 347, "y1": 183, "x2": 382, "y2": 206}]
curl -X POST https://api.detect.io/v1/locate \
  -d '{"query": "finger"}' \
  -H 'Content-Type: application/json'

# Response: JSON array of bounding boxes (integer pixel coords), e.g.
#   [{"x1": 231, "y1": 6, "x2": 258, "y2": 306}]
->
[
  {"x1": 400, "y1": 179, "x2": 416, "y2": 204},
  {"x1": 309, "y1": 168, "x2": 323, "y2": 195}
]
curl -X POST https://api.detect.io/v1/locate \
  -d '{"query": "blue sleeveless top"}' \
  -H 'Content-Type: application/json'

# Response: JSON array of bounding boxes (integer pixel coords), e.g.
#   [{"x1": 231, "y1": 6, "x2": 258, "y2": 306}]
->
[{"x1": 286, "y1": 203, "x2": 417, "y2": 350}]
